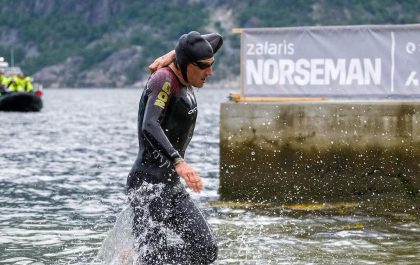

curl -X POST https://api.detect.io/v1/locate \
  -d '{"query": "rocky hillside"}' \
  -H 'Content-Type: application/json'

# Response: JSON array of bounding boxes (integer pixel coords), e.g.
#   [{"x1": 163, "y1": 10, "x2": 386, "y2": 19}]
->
[{"x1": 0, "y1": 0, "x2": 419, "y2": 88}]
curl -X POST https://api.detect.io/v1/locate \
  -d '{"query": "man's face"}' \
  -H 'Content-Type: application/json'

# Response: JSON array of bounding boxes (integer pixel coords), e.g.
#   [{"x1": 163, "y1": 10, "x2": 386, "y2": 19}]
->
[{"x1": 186, "y1": 57, "x2": 214, "y2": 88}]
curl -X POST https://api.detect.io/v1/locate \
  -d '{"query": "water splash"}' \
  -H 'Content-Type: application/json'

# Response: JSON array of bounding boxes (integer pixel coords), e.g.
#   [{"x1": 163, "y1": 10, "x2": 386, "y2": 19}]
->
[
  {"x1": 94, "y1": 182, "x2": 169, "y2": 265},
  {"x1": 94, "y1": 206, "x2": 137, "y2": 265}
]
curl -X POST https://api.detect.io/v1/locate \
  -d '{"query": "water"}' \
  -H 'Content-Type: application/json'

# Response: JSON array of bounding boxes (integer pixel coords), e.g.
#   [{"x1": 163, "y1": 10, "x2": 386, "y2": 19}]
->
[{"x1": 0, "y1": 88, "x2": 419, "y2": 264}]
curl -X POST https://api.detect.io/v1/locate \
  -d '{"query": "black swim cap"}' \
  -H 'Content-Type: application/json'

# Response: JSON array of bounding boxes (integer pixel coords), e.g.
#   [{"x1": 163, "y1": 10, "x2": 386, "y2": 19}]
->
[{"x1": 175, "y1": 31, "x2": 223, "y2": 83}]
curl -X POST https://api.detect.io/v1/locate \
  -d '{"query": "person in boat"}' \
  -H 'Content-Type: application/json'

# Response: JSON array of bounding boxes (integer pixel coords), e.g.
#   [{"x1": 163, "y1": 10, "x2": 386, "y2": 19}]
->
[
  {"x1": 0, "y1": 71, "x2": 8, "y2": 95},
  {"x1": 126, "y1": 31, "x2": 223, "y2": 264},
  {"x1": 8, "y1": 74, "x2": 33, "y2": 93},
  {"x1": 7, "y1": 74, "x2": 22, "y2": 92},
  {"x1": 23, "y1": 75, "x2": 34, "y2": 92}
]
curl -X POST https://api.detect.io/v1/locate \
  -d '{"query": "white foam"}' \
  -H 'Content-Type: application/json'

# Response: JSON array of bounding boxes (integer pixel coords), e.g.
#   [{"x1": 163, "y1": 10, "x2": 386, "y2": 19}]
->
[{"x1": 94, "y1": 206, "x2": 137, "y2": 265}]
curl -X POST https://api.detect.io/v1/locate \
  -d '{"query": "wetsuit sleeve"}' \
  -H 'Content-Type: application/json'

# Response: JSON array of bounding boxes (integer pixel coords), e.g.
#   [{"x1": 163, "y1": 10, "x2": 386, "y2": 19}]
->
[{"x1": 141, "y1": 70, "x2": 182, "y2": 163}]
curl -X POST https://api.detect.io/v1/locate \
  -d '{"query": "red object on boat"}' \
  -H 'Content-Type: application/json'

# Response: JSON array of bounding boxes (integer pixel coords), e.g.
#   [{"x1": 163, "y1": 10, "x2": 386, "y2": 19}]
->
[{"x1": 35, "y1": 90, "x2": 43, "y2": 97}]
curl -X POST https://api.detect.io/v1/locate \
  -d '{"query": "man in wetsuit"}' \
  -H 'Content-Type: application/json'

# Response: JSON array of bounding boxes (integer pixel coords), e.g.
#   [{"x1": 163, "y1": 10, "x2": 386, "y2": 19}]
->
[{"x1": 127, "y1": 31, "x2": 223, "y2": 264}]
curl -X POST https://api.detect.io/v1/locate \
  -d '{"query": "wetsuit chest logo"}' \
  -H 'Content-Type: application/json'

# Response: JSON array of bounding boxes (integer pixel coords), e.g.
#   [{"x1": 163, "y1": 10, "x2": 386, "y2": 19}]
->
[{"x1": 154, "y1": 81, "x2": 171, "y2": 109}]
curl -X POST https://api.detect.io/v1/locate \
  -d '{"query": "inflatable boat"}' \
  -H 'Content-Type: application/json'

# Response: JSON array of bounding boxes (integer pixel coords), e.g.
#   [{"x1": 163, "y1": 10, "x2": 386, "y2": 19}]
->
[{"x1": 0, "y1": 91, "x2": 43, "y2": 112}]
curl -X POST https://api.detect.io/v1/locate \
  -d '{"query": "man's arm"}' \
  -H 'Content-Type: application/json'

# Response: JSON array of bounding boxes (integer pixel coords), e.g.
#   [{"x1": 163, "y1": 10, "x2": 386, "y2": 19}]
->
[
  {"x1": 149, "y1": 50, "x2": 176, "y2": 73},
  {"x1": 142, "y1": 71, "x2": 182, "y2": 163},
  {"x1": 142, "y1": 70, "x2": 203, "y2": 192}
]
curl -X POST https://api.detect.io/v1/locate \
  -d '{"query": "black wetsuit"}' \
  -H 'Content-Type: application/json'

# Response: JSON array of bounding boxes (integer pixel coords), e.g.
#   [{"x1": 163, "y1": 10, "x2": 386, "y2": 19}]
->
[{"x1": 127, "y1": 67, "x2": 217, "y2": 264}]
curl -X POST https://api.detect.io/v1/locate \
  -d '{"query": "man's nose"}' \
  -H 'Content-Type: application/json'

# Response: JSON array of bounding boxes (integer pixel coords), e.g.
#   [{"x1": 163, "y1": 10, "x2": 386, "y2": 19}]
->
[{"x1": 206, "y1": 67, "x2": 213, "y2": 76}]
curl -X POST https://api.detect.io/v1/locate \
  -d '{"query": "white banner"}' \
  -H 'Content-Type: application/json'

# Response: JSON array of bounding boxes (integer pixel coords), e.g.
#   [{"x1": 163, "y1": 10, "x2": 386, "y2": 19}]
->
[{"x1": 241, "y1": 25, "x2": 420, "y2": 97}]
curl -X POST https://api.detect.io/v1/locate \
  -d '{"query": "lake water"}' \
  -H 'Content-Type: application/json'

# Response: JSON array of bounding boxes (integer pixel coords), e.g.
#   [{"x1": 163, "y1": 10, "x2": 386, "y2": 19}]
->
[{"x1": 0, "y1": 88, "x2": 419, "y2": 264}]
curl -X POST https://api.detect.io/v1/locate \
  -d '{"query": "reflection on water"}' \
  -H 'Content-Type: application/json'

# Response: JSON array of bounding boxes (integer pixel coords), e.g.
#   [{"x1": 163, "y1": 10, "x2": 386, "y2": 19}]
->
[{"x1": 0, "y1": 88, "x2": 418, "y2": 264}]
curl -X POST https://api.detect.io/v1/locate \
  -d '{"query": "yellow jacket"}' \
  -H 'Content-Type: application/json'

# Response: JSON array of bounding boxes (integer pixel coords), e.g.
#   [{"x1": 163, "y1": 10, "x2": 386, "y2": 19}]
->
[
  {"x1": 8, "y1": 76, "x2": 28, "y2": 92},
  {"x1": 24, "y1": 77, "x2": 33, "y2": 92},
  {"x1": 0, "y1": 75, "x2": 10, "y2": 88},
  {"x1": 1, "y1": 75, "x2": 34, "y2": 92}
]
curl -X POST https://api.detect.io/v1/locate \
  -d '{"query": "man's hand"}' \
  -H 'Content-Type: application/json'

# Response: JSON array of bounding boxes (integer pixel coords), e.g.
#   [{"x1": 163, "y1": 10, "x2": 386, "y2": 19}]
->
[
  {"x1": 149, "y1": 50, "x2": 176, "y2": 73},
  {"x1": 175, "y1": 161, "x2": 203, "y2": 192}
]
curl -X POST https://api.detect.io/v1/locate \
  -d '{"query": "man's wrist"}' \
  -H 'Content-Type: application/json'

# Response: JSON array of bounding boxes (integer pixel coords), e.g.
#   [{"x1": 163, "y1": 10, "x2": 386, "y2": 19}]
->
[{"x1": 173, "y1": 157, "x2": 185, "y2": 166}]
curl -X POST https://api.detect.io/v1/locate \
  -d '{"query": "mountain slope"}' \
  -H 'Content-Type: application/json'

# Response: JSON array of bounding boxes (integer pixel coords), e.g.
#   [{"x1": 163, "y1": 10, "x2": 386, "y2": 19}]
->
[{"x1": 0, "y1": 0, "x2": 419, "y2": 88}]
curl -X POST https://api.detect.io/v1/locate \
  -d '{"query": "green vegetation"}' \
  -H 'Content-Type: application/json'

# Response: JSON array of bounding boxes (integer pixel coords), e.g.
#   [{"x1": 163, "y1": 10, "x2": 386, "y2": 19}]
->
[
  {"x1": 234, "y1": 0, "x2": 420, "y2": 27},
  {"x1": 0, "y1": 0, "x2": 419, "y2": 86},
  {"x1": 0, "y1": 0, "x2": 208, "y2": 78}
]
